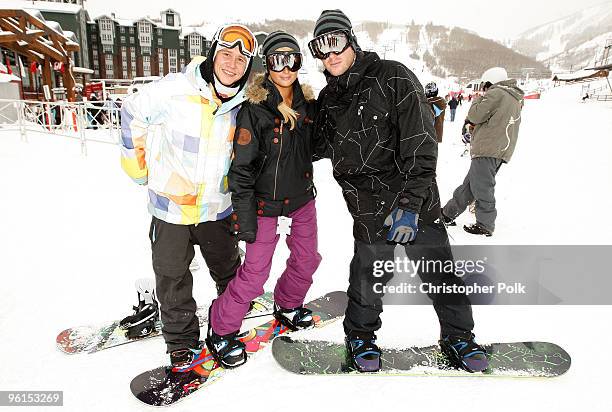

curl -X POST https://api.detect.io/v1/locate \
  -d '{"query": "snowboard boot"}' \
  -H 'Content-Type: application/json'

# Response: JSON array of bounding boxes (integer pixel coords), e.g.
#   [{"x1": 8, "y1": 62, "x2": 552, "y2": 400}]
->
[
  {"x1": 273, "y1": 303, "x2": 314, "y2": 331},
  {"x1": 440, "y1": 209, "x2": 457, "y2": 226},
  {"x1": 119, "y1": 278, "x2": 159, "y2": 339},
  {"x1": 169, "y1": 346, "x2": 202, "y2": 371},
  {"x1": 463, "y1": 223, "x2": 493, "y2": 237},
  {"x1": 345, "y1": 331, "x2": 382, "y2": 373},
  {"x1": 439, "y1": 333, "x2": 488, "y2": 372},
  {"x1": 205, "y1": 305, "x2": 247, "y2": 369}
]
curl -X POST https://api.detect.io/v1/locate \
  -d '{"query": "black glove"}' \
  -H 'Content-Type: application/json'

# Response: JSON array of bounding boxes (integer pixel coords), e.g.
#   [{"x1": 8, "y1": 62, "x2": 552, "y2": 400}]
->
[{"x1": 237, "y1": 231, "x2": 256, "y2": 244}]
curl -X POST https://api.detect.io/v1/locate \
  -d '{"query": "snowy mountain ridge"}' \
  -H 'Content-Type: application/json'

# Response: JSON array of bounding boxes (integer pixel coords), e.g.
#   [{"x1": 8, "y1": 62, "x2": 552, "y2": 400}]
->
[{"x1": 512, "y1": 2, "x2": 612, "y2": 70}]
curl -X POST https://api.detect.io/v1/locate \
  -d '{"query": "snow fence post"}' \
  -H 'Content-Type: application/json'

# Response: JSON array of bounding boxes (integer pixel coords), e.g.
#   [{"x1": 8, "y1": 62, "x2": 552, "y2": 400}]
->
[
  {"x1": 16, "y1": 101, "x2": 27, "y2": 143},
  {"x1": 78, "y1": 103, "x2": 88, "y2": 156}
]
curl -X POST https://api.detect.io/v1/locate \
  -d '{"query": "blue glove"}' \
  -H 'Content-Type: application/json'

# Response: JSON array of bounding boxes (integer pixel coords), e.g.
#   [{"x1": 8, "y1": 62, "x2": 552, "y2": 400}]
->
[{"x1": 384, "y1": 208, "x2": 419, "y2": 244}]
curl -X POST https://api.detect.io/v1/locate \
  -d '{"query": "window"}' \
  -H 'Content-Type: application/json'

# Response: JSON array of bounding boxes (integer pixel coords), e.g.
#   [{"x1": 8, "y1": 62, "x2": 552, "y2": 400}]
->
[
  {"x1": 120, "y1": 36, "x2": 126, "y2": 43},
  {"x1": 158, "y1": 49, "x2": 164, "y2": 70},
  {"x1": 143, "y1": 55, "x2": 151, "y2": 76},
  {"x1": 120, "y1": 27, "x2": 125, "y2": 33},
  {"x1": 166, "y1": 14, "x2": 174, "y2": 26},
  {"x1": 92, "y1": 42, "x2": 97, "y2": 49},
  {"x1": 180, "y1": 39, "x2": 184, "y2": 47},
  {"x1": 122, "y1": 61, "x2": 127, "y2": 70},
  {"x1": 157, "y1": 29, "x2": 162, "y2": 36},
  {"x1": 190, "y1": 35, "x2": 200, "y2": 46},
  {"x1": 168, "y1": 48, "x2": 177, "y2": 73},
  {"x1": 179, "y1": 48, "x2": 184, "y2": 56},
  {"x1": 91, "y1": 34, "x2": 96, "y2": 41},
  {"x1": 103, "y1": 44, "x2": 113, "y2": 53},
  {"x1": 157, "y1": 37, "x2": 162, "y2": 46},
  {"x1": 141, "y1": 46, "x2": 151, "y2": 54},
  {"x1": 123, "y1": 69, "x2": 128, "y2": 78},
  {"x1": 93, "y1": 60, "x2": 99, "y2": 69},
  {"x1": 105, "y1": 55, "x2": 114, "y2": 76},
  {"x1": 93, "y1": 49, "x2": 98, "y2": 58}
]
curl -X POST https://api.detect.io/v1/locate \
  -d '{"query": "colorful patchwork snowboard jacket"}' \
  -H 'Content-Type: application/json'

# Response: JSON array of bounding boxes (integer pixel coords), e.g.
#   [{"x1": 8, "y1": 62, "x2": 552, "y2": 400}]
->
[{"x1": 120, "y1": 57, "x2": 246, "y2": 225}]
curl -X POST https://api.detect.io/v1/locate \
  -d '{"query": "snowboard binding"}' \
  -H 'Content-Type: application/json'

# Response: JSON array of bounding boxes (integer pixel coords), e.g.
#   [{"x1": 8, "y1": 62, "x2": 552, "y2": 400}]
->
[
  {"x1": 345, "y1": 331, "x2": 382, "y2": 373},
  {"x1": 205, "y1": 305, "x2": 247, "y2": 369},
  {"x1": 119, "y1": 278, "x2": 160, "y2": 339},
  {"x1": 273, "y1": 303, "x2": 314, "y2": 331},
  {"x1": 439, "y1": 333, "x2": 488, "y2": 373}
]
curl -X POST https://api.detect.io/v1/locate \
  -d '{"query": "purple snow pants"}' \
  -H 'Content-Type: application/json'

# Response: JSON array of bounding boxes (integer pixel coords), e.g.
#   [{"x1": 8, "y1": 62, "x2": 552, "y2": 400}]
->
[{"x1": 209, "y1": 199, "x2": 322, "y2": 335}]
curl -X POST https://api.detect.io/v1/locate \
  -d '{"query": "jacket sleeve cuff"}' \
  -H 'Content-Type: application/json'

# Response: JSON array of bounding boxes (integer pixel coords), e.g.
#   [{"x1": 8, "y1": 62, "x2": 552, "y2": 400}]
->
[{"x1": 398, "y1": 193, "x2": 423, "y2": 214}]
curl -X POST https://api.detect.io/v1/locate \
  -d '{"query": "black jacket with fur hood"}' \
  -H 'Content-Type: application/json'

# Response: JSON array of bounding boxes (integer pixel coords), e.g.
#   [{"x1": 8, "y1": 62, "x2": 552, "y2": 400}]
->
[{"x1": 228, "y1": 73, "x2": 317, "y2": 237}]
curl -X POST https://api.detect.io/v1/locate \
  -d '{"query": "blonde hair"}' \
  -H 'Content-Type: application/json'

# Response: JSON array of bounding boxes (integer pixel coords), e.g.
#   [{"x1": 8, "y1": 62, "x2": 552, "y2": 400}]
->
[{"x1": 278, "y1": 101, "x2": 298, "y2": 130}]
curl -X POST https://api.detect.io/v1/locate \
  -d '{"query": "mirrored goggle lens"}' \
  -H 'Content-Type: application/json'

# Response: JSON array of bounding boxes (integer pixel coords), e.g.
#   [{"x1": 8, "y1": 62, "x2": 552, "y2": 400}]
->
[
  {"x1": 266, "y1": 53, "x2": 302, "y2": 72},
  {"x1": 217, "y1": 25, "x2": 257, "y2": 57},
  {"x1": 308, "y1": 31, "x2": 350, "y2": 59}
]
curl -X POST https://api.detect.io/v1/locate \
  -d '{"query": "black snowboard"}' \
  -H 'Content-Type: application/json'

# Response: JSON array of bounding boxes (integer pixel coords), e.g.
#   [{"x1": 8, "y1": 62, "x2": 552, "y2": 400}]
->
[{"x1": 272, "y1": 337, "x2": 571, "y2": 378}]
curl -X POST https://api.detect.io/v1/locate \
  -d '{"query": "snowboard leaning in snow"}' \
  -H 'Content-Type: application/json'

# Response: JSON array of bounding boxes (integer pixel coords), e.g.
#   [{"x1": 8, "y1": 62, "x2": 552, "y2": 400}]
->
[
  {"x1": 56, "y1": 292, "x2": 274, "y2": 354},
  {"x1": 130, "y1": 291, "x2": 348, "y2": 407},
  {"x1": 272, "y1": 337, "x2": 570, "y2": 378}
]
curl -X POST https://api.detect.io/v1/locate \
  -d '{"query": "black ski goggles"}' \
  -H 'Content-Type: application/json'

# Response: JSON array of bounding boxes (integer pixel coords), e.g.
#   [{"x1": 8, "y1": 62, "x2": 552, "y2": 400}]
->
[
  {"x1": 308, "y1": 30, "x2": 351, "y2": 60},
  {"x1": 265, "y1": 52, "x2": 302, "y2": 72}
]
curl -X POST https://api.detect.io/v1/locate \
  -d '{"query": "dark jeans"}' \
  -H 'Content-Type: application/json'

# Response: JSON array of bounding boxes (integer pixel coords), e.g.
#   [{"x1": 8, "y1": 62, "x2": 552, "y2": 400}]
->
[
  {"x1": 149, "y1": 216, "x2": 241, "y2": 352},
  {"x1": 343, "y1": 221, "x2": 475, "y2": 338}
]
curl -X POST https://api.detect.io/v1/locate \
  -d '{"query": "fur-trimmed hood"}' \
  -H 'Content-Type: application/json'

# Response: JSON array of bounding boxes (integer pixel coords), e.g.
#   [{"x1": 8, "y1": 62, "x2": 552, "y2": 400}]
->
[{"x1": 245, "y1": 72, "x2": 315, "y2": 105}]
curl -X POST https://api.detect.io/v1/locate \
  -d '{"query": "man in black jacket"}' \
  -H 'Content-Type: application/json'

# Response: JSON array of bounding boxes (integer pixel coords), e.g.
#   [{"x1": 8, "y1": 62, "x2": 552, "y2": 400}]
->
[{"x1": 310, "y1": 9, "x2": 487, "y2": 373}]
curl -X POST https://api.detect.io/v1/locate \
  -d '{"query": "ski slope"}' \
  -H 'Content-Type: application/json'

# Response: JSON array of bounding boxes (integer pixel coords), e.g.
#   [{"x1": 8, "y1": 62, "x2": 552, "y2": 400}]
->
[{"x1": 0, "y1": 81, "x2": 611, "y2": 411}]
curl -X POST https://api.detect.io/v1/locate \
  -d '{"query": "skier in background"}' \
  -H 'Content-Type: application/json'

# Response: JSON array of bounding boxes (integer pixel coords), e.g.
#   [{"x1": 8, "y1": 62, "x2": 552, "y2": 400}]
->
[
  {"x1": 310, "y1": 9, "x2": 487, "y2": 374},
  {"x1": 120, "y1": 24, "x2": 258, "y2": 368},
  {"x1": 206, "y1": 31, "x2": 322, "y2": 369},
  {"x1": 425, "y1": 81, "x2": 447, "y2": 142},
  {"x1": 448, "y1": 95, "x2": 459, "y2": 121},
  {"x1": 441, "y1": 67, "x2": 524, "y2": 236}
]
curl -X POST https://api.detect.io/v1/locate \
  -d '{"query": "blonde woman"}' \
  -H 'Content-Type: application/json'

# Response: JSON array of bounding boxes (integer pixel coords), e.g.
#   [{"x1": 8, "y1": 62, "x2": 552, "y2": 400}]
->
[{"x1": 206, "y1": 31, "x2": 321, "y2": 369}]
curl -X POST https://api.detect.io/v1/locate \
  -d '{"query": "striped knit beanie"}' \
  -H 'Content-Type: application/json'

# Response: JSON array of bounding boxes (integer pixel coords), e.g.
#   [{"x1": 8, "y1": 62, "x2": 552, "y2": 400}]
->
[
  {"x1": 313, "y1": 9, "x2": 353, "y2": 37},
  {"x1": 261, "y1": 31, "x2": 301, "y2": 56}
]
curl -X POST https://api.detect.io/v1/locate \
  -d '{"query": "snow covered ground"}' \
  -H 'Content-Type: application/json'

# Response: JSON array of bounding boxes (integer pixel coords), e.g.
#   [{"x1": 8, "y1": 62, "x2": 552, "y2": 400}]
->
[{"x1": 1, "y1": 81, "x2": 611, "y2": 411}]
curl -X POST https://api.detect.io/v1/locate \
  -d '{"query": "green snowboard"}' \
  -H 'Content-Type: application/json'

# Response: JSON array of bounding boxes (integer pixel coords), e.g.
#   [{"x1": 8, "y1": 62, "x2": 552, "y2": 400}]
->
[{"x1": 272, "y1": 337, "x2": 571, "y2": 378}]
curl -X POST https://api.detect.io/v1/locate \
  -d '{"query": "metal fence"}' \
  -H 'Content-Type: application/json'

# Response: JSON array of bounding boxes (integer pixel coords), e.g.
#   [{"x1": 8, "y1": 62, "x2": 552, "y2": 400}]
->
[
  {"x1": 0, "y1": 98, "x2": 122, "y2": 155},
  {"x1": 580, "y1": 81, "x2": 612, "y2": 102}
]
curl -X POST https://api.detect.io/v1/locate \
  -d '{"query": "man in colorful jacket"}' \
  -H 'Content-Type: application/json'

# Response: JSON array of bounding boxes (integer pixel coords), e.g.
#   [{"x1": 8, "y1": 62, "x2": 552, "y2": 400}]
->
[{"x1": 120, "y1": 24, "x2": 258, "y2": 367}]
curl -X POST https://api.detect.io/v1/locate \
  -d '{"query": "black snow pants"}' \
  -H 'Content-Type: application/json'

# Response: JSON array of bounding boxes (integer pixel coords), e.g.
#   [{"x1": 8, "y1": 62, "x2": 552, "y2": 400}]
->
[
  {"x1": 343, "y1": 220, "x2": 475, "y2": 339},
  {"x1": 149, "y1": 216, "x2": 241, "y2": 352}
]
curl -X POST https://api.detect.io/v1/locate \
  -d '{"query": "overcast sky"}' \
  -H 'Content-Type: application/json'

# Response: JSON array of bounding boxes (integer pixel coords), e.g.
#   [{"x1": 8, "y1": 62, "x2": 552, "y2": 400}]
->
[{"x1": 84, "y1": 0, "x2": 611, "y2": 40}]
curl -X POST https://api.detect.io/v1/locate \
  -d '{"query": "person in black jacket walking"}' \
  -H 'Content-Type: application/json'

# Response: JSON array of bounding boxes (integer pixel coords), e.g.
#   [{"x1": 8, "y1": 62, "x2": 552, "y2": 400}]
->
[
  {"x1": 310, "y1": 9, "x2": 486, "y2": 374},
  {"x1": 207, "y1": 31, "x2": 322, "y2": 369},
  {"x1": 448, "y1": 95, "x2": 459, "y2": 121}
]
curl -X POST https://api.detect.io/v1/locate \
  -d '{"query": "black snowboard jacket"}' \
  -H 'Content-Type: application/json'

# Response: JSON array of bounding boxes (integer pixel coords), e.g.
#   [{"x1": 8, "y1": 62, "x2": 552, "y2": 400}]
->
[
  {"x1": 314, "y1": 51, "x2": 441, "y2": 243},
  {"x1": 228, "y1": 73, "x2": 317, "y2": 236}
]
